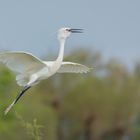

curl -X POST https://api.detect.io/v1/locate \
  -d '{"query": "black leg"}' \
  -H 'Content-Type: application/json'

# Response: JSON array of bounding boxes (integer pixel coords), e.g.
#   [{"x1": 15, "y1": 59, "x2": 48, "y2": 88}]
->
[
  {"x1": 4, "y1": 86, "x2": 31, "y2": 115},
  {"x1": 14, "y1": 86, "x2": 31, "y2": 104}
]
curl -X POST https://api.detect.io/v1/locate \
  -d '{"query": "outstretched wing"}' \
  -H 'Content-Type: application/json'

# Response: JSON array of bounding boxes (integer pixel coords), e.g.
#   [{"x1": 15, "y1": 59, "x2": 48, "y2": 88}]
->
[
  {"x1": 0, "y1": 51, "x2": 46, "y2": 86},
  {"x1": 0, "y1": 51, "x2": 46, "y2": 74},
  {"x1": 57, "y1": 62, "x2": 91, "y2": 73}
]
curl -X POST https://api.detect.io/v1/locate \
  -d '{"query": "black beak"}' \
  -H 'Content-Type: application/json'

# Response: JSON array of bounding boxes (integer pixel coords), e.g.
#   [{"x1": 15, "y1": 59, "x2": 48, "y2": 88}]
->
[{"x1": 70, "y1": 28, "x2": 83, "y2": 33}]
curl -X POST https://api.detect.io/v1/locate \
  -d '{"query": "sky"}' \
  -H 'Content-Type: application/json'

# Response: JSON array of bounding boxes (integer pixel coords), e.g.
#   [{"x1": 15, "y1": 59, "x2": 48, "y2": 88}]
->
[{"x1": 0, "y1": 0, "x2": 139, "y2": 68}]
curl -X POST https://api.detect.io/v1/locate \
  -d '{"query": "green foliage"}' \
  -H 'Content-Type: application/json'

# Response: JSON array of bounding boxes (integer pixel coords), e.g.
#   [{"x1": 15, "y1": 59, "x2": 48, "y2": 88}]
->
[
  {"x1": 16, "y1": 113, "x2": 43, "y2": 140},
  {"x1": 0, "y1": 49, "x2": 140, "y2": 140}
]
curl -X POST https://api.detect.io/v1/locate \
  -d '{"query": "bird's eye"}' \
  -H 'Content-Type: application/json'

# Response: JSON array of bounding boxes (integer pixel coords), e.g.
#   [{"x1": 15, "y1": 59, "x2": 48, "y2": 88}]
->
[{"x1": 66, "y1": 29, "x2": 70, "y2": 32}]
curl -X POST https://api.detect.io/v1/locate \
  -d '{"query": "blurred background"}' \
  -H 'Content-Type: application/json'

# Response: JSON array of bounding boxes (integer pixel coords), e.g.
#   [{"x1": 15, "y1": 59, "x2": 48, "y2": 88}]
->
[{"x1": 0, "y1": 0, "x2": 140, "y2": 140}]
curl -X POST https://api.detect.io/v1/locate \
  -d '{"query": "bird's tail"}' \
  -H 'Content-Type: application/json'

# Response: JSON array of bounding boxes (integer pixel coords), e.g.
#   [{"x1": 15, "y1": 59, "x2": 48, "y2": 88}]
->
[{"x1": 4, "y1": 100, "x2": 16, "y2": 115}]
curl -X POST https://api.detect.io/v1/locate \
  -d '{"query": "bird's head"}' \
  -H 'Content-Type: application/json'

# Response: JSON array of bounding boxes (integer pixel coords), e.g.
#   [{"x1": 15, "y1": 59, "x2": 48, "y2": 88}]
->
[{"x1": 57, "y1": 27, "x2": 83, "y2": 41}]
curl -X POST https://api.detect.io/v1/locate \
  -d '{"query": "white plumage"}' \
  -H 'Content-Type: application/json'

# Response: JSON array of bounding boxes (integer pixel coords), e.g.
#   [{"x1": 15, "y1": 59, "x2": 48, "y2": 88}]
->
[
  {"x1": 0, "y1": 27, "x2": 91, "y2": 115},
  {"x1": 47, "y1": 61, "x2": 90, "y2": 73},
  {"x1": 0, "y1": 52, "x2": 90, "y2": 86}
]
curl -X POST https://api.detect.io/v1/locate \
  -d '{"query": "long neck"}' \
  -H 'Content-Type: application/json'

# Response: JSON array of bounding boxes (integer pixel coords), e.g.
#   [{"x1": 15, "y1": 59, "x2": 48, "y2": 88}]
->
[{"x1": 56, "y1": 39, "x2": 65, "y2": 63}]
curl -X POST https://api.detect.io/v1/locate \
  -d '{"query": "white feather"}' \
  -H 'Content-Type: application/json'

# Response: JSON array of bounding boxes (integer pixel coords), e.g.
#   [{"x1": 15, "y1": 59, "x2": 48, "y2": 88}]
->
[
  {"x1": 0, "y1": 27, "x2": 91, "y2": 115},
  {"x1": 46, "y1": 61, "x2": 91, "y2": 73},
  {"x1": 0, "y1": 51, "x2": 46, "y2": 86},
  {"x1": 0, "y1": 51, "x2": 46, "y2": 74},
  {"x1": 58, "y1": 62, "x2": 91, "y2": 73}
]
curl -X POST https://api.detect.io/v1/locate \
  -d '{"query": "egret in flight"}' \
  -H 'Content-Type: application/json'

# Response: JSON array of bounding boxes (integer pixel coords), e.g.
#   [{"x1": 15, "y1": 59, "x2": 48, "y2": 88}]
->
[{"x1": 0, "y1": 27, "x2": 90, "y2": 115}]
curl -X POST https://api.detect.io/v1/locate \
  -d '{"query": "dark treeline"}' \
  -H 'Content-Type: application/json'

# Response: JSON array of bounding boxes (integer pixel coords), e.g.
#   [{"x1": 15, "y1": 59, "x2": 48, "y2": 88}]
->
[{"x1": 0, "y1": 49, "x2": 140, "y2": 140}]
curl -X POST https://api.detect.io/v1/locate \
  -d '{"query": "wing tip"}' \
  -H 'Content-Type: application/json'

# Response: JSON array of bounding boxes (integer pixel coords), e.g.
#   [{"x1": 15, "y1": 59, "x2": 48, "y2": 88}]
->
[{"x1": 84, "y1": 67, "x2": 93, "y2": 73}]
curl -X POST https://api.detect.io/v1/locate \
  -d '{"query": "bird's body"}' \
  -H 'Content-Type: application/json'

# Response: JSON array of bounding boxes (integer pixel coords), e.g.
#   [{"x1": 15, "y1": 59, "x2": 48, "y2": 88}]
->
[{"x1": 0, "y1": 27, "x2": 90, "y2": 115}]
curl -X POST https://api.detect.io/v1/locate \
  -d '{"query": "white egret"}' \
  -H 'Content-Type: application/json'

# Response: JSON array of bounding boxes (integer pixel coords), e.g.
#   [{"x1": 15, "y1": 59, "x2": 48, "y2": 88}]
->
[{"x1": 0, "y1": 27, "x2": 91, "y2": 115}]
